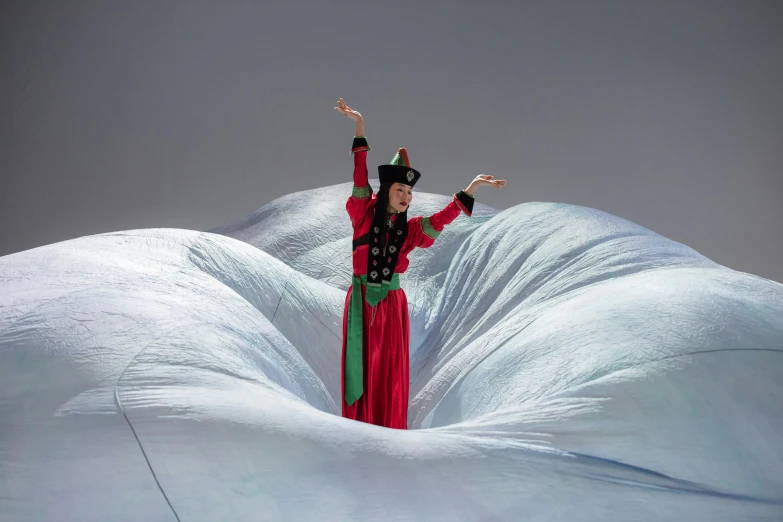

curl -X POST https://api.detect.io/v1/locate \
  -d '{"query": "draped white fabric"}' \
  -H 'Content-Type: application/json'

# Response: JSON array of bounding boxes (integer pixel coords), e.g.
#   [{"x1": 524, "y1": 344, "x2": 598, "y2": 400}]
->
[{"x1": 1, "y1": 181, "x2": 782, "y2": 521}]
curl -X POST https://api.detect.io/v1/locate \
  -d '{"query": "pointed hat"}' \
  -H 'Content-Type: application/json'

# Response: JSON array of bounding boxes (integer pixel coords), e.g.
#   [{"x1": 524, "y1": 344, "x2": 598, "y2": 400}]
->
[{"x1": 378, "y1": 147, "x2": 421, "y2": 186}]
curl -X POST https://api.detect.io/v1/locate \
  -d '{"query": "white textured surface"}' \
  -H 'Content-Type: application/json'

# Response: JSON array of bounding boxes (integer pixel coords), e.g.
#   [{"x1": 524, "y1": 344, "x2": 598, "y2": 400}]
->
[{"x1": 1, "y1": 181, "x2": 782, "y2": 521}]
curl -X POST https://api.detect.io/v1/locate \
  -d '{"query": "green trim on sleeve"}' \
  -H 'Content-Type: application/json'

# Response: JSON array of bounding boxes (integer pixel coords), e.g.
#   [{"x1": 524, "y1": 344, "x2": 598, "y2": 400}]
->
[
  {"x1": 422, "y1": 217, "x2": 440, "y2": 239},
  {"x1": 352, "y1": 185, "x2": 372, "y2": 199}
]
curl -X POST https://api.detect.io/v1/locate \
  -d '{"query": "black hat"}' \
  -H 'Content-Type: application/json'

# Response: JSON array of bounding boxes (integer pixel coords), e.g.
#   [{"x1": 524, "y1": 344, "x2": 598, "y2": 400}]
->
[{"x1": 378, "y1": 147, "x2": 421, "y2": 187}]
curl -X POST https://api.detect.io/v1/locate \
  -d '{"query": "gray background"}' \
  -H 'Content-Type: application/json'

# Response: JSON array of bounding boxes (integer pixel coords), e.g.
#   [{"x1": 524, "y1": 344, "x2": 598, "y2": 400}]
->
[{"x1": 2, "y1": 0, "x2": 781, "y2": 283}]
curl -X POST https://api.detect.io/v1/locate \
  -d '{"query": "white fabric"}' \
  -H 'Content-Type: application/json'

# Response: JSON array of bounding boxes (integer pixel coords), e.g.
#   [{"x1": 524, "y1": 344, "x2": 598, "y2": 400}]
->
[{"x1": 1, "y1": 180, "x2": 782, "y2": 521}]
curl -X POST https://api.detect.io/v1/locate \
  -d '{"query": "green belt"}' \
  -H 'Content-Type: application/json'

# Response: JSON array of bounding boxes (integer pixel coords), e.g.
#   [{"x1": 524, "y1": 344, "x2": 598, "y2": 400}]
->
[{"x1": 345, "y1": 272, "x2": 401, "y2": 405}]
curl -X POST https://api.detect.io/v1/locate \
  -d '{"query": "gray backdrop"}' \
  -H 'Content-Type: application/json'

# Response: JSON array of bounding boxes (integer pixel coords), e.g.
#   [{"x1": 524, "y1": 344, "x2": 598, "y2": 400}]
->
[{"x1": 2, "y1": 0, "x2": 781, "y2": 283}]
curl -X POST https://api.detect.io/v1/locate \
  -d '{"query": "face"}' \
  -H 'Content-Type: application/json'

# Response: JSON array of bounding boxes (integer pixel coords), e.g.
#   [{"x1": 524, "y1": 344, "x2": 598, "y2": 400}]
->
[{"x1": 387, "y1": 182, "x2": 413, "y2": 213}]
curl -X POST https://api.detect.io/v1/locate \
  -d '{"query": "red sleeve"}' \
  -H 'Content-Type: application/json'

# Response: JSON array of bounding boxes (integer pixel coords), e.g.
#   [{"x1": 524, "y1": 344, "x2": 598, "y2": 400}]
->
[
  {"x1": 411, "y1": 194, "x2": 470, "y2": 249},
  {"x1": 352, "y1": 149, "x2": 369, "y2": 187},
  {"x1": 346, "y1": 150, "x2": 374, "y2": 229}
]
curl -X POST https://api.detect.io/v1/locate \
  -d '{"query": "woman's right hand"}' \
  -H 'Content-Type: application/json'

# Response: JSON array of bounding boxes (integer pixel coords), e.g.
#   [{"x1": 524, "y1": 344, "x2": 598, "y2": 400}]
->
[{"x1": 334, "y1": 98, "x2": 363, "y2": 122}]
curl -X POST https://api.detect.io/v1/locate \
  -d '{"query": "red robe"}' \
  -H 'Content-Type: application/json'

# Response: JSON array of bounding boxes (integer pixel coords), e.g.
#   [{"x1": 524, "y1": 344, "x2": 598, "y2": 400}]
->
[{"x1": 340, "y1": 148, "x2": 471, "y2": 429}]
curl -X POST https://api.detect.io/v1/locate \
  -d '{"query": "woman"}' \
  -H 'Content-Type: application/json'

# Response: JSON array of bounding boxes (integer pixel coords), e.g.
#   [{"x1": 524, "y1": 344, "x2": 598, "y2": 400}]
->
[{"x1": 334, "y1": 98, "x2": 506, "y2": 429}]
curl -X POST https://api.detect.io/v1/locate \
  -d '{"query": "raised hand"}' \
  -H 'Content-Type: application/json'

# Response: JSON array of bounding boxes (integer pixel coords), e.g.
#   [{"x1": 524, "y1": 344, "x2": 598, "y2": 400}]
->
[
  {"x1": 465, "y1": 174, "x2": 506, "y2": 196},
  {"x1": 334, "y1": 98, "x2": 363, "y2": 122}
]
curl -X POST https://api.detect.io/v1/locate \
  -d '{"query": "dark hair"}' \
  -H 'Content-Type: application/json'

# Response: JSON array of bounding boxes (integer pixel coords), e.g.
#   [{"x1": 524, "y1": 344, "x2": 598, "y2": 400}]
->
[{"x1": 373, "y1": 182, "x2": 409, "y2": 256}]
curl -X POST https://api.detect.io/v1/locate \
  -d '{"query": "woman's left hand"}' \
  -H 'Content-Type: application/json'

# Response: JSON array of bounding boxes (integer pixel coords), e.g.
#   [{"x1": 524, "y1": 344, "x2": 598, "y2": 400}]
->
[{"x1": 465, "y1": 174, "x2": 506, "y2": 195}]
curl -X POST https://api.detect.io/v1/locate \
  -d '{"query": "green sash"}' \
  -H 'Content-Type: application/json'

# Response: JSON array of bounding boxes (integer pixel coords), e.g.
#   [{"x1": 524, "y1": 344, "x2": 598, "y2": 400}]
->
[{"x1": 345, "y1": 272, "x2": 401, "y2": 405}]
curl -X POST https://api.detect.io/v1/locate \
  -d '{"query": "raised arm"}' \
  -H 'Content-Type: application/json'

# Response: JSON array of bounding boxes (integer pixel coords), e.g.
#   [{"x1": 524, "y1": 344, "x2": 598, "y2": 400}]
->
[
  {"x1": 413, "y1": 175, "x2": 506, "y2": 248},
  {"x1": 336, "y1": 98, "x2": 375, "y2": 227}
]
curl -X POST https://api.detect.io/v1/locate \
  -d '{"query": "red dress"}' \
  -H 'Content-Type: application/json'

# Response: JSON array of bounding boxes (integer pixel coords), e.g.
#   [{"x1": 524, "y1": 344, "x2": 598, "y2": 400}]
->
[{"x1": 340, "y1": 147, "x2": 471, "y2": 429}]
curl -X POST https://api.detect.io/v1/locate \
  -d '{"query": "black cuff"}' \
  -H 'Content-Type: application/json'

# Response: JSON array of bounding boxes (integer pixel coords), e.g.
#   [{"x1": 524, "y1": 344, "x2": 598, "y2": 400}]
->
[
  {"x1": 455, "y1": 190, "x2": 474, "y2": 216},
  {"x1": 350, "y1": 136, "x2": 370, "y2": 154}
]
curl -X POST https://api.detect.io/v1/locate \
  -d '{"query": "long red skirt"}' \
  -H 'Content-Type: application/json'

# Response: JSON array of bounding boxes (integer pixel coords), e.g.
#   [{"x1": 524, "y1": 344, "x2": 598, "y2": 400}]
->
[{"x1": 341, "y1": 282, "x2": 410, "y2": 429}]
